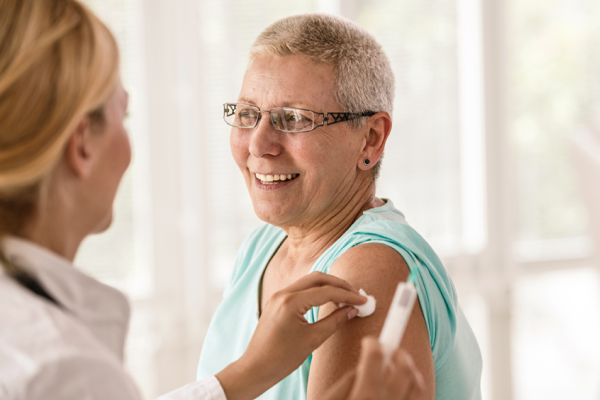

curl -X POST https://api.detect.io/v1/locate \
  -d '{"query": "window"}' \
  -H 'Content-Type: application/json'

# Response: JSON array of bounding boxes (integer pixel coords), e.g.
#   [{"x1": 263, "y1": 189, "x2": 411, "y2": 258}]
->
[{"x1": 509, "y1": 0, "x2": 600, "y2": 398}]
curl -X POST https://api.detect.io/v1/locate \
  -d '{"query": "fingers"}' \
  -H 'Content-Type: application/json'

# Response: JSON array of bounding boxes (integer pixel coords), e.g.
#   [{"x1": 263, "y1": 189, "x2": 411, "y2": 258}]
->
[
  {"x1": 349, "y1": 337, "x2": 384, "y2": 399},
  {"x1": 412, "y1": 367, "x2": 426, "y2": 399},
  {"x1": 383, "y1": 348, "x2": 426, "y2": 400},
  {"x1": 268, "y1": 284, "x2": 366, "y2": 318},
  {"x1": 283, "y1": 271, "x2": 360, "y2": 294},
  {"x1": 322, "y1": 370, "x2": 357, "y2": 400},
  {"x1": 308, "y1": 306, "x2": 358, "y2": 347},
  {"x1": 294, "y1": 285, "x2": 367, "y2": 312}
]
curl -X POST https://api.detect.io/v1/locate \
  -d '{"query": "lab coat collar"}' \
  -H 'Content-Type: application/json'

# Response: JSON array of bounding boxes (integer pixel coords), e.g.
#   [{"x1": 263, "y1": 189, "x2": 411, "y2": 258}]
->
[{"x1": 1, "y1": 236, "x2": 130, "y2": 361}]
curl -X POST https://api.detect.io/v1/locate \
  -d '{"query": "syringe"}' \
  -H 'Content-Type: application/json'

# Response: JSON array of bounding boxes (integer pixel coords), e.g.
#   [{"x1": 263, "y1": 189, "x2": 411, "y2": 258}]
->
[{"x1": 378, "y1": 272, "x2": 418, "y2": 366}]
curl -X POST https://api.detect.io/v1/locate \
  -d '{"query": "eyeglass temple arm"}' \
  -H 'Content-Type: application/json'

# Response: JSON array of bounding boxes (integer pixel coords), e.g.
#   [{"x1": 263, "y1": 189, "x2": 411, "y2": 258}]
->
[{"x1": 323, "y1": 111, "x2": 378, "y2": 126}]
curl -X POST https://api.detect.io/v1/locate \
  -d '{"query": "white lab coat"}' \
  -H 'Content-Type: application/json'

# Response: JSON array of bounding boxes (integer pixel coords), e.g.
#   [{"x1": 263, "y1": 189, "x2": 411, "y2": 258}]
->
[{"x1": 0, "y1": 237, "x2": 226, "y2": 400}]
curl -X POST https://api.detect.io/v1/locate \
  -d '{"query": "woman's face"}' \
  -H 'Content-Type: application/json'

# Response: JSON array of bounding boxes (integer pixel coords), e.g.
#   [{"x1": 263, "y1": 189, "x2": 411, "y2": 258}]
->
[
  {"x1": 230, "y1": 54, "x2": 366, "y2": 228},
  {"x1": 87, "y1": 80, "x2": 131, "y2": 233}
]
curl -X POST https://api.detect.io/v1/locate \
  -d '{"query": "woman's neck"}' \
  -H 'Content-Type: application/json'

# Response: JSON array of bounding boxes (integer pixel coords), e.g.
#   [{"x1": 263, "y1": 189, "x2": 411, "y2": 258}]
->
[
  {"x1": 21, "y1": 200, "x2": 85, "y2": 264},
  {"x1": 21, "y1": 223, "x2": 82, "y2": 264},
  {"x1": 280, "y1": 179, "x2": 383, "y2": 269}
]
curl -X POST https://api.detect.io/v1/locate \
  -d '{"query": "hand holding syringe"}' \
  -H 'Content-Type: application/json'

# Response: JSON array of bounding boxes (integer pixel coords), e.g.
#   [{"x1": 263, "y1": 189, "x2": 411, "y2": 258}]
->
[{"x1": 378, "y1": 272, "x2": 418, "y2": 366}]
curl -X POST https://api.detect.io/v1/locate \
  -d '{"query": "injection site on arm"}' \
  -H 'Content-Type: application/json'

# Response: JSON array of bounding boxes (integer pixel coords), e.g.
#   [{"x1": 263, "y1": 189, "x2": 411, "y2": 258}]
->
[
  {"x1": 339, "y1": 270, "x2": 418, "y2": 367},
  {"x1": 338, "y1": 270, "x2": 417, "y2": 319},
  {"x1": 339, "y1": 289, "x2": 376, "y2": 317}
]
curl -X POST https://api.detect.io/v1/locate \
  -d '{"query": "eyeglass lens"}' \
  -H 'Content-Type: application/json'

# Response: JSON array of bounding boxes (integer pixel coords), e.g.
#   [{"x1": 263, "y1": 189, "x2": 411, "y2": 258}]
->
[{"x1": 224, "y1": 103, "x2": 316, "y2": 132}]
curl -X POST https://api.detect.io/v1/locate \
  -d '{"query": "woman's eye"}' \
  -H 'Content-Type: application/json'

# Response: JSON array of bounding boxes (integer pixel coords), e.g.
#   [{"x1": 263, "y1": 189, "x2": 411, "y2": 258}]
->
[{"x1": 240, "y1": 110, "x2": 256, "y2": 118}]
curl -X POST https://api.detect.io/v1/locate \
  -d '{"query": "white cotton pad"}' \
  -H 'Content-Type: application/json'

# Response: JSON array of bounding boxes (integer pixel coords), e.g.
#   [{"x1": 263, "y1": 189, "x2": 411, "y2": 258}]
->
[{"x1": 340, "y1": 288, "x2": 376, "y2": 318}]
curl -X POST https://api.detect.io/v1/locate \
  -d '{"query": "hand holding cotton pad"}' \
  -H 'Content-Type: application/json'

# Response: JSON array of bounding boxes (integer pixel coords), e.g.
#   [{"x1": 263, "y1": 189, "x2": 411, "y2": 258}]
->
[{"x1": 340, "y1": 289, "x2": 376, "y2": 317}]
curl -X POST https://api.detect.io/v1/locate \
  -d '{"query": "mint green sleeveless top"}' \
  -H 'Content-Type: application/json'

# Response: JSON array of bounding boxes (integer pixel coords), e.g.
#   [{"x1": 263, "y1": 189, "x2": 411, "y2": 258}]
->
[{"x1": 197, "y1": 200, "x2": 482, "y2": 400}]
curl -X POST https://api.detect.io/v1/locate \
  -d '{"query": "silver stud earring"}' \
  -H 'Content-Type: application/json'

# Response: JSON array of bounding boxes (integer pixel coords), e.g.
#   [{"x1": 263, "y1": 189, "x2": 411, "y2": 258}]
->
[{"x1": 364, "y1": 159, "x2": 371, "y2": 166}]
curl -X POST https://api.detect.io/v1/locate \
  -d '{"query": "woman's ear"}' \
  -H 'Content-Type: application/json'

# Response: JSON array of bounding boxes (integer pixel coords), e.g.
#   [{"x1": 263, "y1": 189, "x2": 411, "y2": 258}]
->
[
  {"x1": 64, "y1": 116, "x2": 95, "y2": 178},
  {"x1": 358, "y1": 111, "x2": 392, "y2": 170}
]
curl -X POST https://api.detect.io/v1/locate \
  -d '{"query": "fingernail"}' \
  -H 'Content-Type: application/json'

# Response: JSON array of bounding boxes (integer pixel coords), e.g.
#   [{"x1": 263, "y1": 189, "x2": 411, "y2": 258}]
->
[{"x1": 347, "y1": 308, "x2": 359, "y2": 320}]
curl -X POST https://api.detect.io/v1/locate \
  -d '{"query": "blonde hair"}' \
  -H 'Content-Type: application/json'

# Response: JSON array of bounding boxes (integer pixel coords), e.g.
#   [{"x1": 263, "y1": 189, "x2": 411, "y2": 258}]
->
[
  {"x1": 249, "y1": 14, "x2": 394, "y2": 179},
  {"x1": 0, "y1": 0, "x2": 119, "y2": 239}
]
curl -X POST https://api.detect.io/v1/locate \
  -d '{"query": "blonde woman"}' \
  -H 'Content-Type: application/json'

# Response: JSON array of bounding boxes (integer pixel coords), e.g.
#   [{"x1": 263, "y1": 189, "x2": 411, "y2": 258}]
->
[{"x1": 0, "y1": 1, "x2": 425, "y2": 399}]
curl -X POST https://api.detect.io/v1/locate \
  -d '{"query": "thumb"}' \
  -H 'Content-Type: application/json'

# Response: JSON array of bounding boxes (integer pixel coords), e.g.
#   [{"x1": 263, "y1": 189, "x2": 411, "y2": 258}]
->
[{"x1": 309, "y1": 306, "x2": 358, "y2": 347}]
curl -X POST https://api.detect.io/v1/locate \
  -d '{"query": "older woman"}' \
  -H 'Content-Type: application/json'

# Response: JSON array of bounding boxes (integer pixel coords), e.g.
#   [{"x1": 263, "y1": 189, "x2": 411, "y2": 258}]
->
[
  {"x1": 0, "y1": 2, "x2": 425, "y2": 400},
  {"x1": 197, "y1": 13, "x2": 483, "y2": 400}
]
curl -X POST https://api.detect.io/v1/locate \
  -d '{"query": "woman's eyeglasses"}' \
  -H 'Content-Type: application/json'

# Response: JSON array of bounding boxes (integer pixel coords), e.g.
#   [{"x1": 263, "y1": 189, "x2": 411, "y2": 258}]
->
[{"x1": 223, "y1": 103, "x2": 376, "y2": 133}]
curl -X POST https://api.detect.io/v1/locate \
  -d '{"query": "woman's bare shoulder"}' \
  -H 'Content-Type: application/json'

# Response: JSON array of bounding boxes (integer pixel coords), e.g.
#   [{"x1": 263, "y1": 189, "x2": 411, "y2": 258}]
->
[
  {"x1": 306, "y1": 243, "x2": 435, "y2": 400},
  {"x1": 330, "y1": 242, "x2": 410, "y2": 286}
]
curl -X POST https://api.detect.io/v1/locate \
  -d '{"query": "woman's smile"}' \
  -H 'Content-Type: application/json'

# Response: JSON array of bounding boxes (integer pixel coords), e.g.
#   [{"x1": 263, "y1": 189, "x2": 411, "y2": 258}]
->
[{"x1": 253, "y1": 171, "x2": 300, "y2": 189}]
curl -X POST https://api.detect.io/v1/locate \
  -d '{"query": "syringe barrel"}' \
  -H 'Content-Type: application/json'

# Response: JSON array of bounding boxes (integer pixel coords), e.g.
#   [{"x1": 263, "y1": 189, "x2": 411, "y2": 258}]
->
[{"x1": 378, "y1": 282, "x2": 417, "y2": 366}]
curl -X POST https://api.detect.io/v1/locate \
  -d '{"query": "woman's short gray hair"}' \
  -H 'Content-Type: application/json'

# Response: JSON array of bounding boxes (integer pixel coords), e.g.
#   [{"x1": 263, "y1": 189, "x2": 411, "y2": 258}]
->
[{"x1": 249, "y1": 13, "x2": 395, "y2": 179}]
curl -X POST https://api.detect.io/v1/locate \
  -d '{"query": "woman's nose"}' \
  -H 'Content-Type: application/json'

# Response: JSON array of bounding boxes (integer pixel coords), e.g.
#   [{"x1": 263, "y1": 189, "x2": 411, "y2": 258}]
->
[{"x1": 248, "y1": 114, "x2": 283, "y2": 158}]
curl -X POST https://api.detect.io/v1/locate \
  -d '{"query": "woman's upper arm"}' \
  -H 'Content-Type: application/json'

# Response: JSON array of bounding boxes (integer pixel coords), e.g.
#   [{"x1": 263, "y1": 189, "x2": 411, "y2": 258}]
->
[{"x1": 306, "y1": 243, "x2": 436, "y2": 400}]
